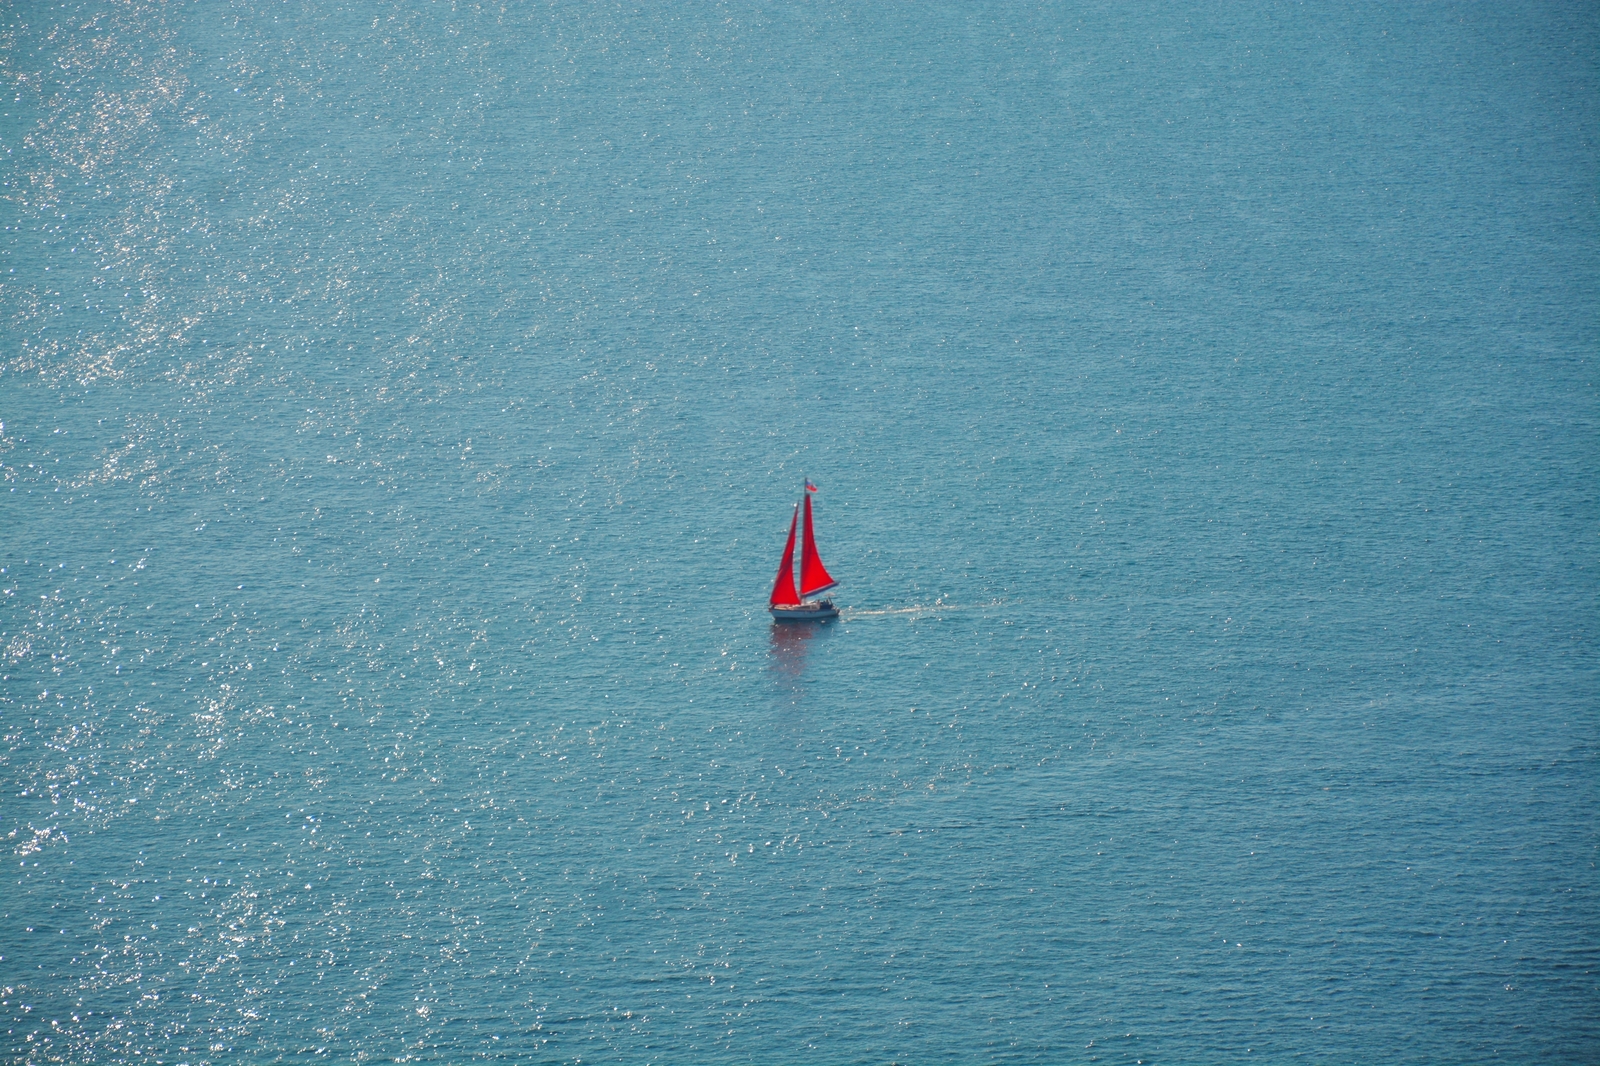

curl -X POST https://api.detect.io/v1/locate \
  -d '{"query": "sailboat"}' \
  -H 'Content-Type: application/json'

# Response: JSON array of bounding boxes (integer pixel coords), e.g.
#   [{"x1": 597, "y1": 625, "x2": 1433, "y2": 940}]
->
[{"x1": 768, "y1": 481, "x2": 840, "y2": 621}]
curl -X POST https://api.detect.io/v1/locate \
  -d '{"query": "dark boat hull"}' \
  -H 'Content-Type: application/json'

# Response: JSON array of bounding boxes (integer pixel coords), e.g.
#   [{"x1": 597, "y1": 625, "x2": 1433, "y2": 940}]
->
[{"x1": 769, "y1": 599, "x2": 838, "y2": 622}]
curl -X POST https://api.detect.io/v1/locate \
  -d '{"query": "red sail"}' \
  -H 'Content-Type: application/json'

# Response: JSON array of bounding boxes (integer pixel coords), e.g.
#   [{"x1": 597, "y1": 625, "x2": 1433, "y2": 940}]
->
[
  {"x1": 769, "y1": 505, "x2": 801, "y2": 607},
  {"x1": 799, "y1": 493, "x2": 837, "y2": 597}
]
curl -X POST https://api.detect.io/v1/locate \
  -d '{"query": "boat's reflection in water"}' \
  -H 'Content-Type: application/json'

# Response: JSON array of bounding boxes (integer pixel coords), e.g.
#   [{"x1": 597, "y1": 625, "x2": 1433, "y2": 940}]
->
[{"x1": 766, "y1": 619, "x2": 833, "y2": 699}]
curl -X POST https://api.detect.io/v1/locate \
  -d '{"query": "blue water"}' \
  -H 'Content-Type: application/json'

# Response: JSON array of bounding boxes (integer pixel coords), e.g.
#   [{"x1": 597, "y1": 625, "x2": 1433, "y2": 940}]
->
[{"x1": 2, "y1": 2, "x2": 1596, "y2": 1062}]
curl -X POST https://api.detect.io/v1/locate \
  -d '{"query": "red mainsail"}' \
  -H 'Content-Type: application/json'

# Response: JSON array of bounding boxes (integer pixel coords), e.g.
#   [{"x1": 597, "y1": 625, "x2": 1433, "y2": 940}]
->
[
  {"x1": 798, "y1": 493, "x2": 837, "y2": 597},
  {"x1": 769, "y1": 505, "x2": 801, "y2": 607}
]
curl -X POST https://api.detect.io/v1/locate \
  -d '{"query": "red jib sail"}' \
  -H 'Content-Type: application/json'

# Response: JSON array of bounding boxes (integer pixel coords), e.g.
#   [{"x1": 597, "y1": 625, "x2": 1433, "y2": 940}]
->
[
  {"x1": 799, "y1": 493, "x2": 836, "y2": 597},
  {"x1": 769, "y1": 505, "x2": 801, "y2": 607}
]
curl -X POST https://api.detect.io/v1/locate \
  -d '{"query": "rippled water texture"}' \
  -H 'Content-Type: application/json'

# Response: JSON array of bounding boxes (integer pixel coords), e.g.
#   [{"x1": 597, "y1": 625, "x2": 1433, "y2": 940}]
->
[{"x1": 2, "y1": 2, "x2": 1596, "y2": 1062}]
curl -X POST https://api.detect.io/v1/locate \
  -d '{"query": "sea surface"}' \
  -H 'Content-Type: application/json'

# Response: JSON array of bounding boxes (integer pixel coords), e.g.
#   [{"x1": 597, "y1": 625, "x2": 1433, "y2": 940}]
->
[{"x1": 2, "y1": 2, "x2": 1596, "y2": 1062}]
